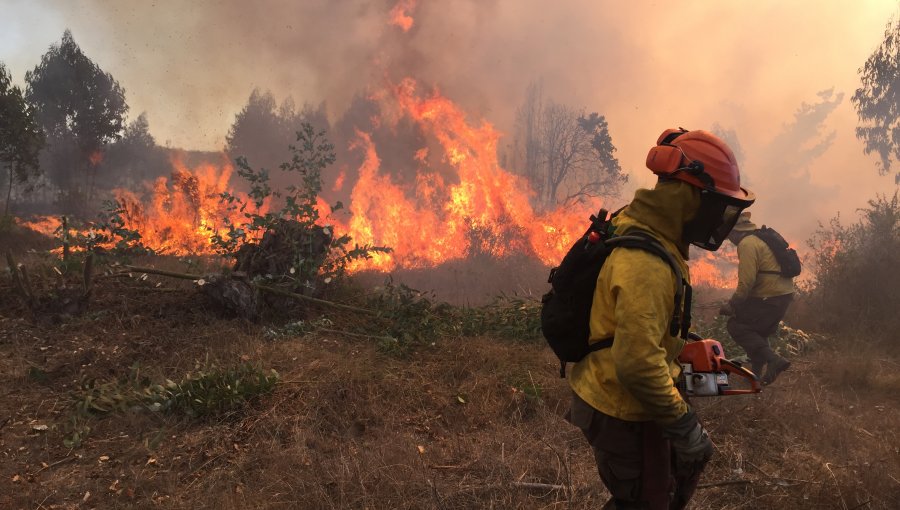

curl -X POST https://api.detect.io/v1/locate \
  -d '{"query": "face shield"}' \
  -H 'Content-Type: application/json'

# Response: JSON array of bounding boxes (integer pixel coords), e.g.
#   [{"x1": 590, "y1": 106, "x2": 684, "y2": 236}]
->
[{"x1": 683, "y1": 189, "x2": 755, "y2": 251}]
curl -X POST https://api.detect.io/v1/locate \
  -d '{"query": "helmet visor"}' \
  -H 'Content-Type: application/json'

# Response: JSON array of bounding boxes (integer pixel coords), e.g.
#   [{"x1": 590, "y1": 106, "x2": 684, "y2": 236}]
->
[{"x1": 685, "y1": 190, "x2": 754, "y2": 251}]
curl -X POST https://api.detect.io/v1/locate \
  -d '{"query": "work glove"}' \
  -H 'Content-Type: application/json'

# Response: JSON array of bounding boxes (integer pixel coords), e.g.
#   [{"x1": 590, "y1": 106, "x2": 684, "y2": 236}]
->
[
  {"x1": 662, "y1": 410, "x2": 714, "y2": 476},
  {"x1": 718, "y1": 302, "x2": 734, "y2": 316}
]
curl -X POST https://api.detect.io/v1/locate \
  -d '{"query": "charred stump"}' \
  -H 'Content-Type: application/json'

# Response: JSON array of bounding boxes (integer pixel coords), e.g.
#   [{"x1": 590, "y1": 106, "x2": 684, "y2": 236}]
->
[{"x1": 198, "y1": 272, "x2": 259, "y2": 320}]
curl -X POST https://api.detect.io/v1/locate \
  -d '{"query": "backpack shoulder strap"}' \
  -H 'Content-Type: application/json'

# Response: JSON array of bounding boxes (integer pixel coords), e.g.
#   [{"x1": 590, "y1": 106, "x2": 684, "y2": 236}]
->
[{"x1": 604, "y1": 230, "x2": 691, "y2": 339}]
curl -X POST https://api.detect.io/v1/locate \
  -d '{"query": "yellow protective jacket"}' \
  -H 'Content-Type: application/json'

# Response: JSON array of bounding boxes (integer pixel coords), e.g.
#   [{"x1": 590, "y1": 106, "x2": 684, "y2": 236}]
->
[
  {"x1": 733, "y1": 235, "x2": 795, "y2": 301},
  {"x1": 568, "y1": 180, "x2": 699, "y2": 425}
]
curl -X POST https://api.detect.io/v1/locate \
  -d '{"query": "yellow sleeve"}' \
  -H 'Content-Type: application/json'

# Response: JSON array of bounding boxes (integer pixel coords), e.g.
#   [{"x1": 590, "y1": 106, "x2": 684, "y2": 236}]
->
[
  {"x1": 606, "y1": 249, "x2": 688, "y2": 424},
  {"x1": 733, "y1": 238, "x2": 759, "y2": 302}
]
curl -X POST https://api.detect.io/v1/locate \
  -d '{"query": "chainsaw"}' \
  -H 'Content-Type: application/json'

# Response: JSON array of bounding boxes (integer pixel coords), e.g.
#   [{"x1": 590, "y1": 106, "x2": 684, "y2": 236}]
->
[{"x1": 677, "y1": 336, "x2": 761, "y2": 396}]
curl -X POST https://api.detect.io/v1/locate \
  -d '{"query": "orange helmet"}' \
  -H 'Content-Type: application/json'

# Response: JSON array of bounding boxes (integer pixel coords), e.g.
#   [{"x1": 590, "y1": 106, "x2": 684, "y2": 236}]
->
[
  {"x1": 646, "y1": 128, "x2": 753, "y2": 203},
  {"x1": 646, "y1": 128, "x2": 756, "y2": 251}
]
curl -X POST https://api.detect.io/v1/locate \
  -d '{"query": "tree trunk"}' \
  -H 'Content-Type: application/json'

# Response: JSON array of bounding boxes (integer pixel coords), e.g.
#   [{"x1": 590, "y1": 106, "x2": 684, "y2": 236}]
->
[{"x1": 4, "y1": 163, "x2": 13, "y2": 217}]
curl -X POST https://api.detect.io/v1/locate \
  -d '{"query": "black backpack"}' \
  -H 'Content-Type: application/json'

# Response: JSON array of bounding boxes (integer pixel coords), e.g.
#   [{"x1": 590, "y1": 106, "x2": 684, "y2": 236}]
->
[
  {"x1": 751, "y1": 226, "x2": 802, "y2": 278},
  {"x1": 540, "y1": 208, "x2": 692, "y2": 378}
]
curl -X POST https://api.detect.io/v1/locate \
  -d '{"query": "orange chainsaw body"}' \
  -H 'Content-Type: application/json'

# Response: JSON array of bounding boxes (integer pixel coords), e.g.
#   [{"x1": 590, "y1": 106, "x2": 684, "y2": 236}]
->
[{"x1": 677, "y1": 338, "x2": 761, "y2": 396}]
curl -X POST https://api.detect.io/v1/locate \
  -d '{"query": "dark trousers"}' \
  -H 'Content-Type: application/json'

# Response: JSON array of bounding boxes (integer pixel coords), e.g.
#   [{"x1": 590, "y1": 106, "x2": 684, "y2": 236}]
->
[
  {"x1": 567, "y1": 393, "x2": 704, "y2": 510},
  {"x1": 726, "y1": 294, "x2": 793, "y2": 369}
]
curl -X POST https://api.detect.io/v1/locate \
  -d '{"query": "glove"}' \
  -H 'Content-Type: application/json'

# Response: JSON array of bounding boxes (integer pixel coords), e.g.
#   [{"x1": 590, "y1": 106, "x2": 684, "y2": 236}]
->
[
  {"x1": 718, "y1": 302, "x2": 734, "y2": 316},
  {"x1": 663, "y1": 410, "x2": 714, "y2": 475}
]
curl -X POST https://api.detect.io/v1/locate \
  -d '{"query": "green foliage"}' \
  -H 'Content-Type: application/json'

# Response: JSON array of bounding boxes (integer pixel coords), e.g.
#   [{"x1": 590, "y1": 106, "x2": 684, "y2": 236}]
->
[
  {"x1": 0, "y1": 61, "x2": 45, "y2": 215},
  {"x1": 852, "y1": 17, "x2": 900, "y2": 183},
  {"x1": 362, "y1": 281, "x2": 542, "y2": 355},
  {"x1": 71, "y1": 362, "x2": 279, "y2": 421},
  {"x1": 211, "y1": 123, "x2": 390, "y2": 287},
  {"x1": 695, "y1": 315, "x2": 819, "y2": 360},
  {"x1": 804, "y1": 192, "x2": 900, "y2": 345},
  {"x1": 64, "y1": 362, "x2": 277, "y2": 448},
  {"x1": 263, "y1": 317, "x2": 334, "y2": 340},
  {"x1": 25, "y1": 29, "x2": 128, "y2": 208},
  {"x1": 25, "y1": 30, "x2": 127, "y2": 151}
]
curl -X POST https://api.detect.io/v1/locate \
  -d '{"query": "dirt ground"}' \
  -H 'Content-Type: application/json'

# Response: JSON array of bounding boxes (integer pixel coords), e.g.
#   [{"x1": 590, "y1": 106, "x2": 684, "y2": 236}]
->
[{"x1": 1, "y1": 234, "x2": 898, "y2": 509}]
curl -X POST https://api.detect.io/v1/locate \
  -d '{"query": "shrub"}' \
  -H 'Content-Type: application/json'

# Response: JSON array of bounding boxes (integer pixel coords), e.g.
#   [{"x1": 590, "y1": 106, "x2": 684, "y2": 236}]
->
[
  {"x1": 804, "y1": 192, "x2": 900, "y2": 348},
  {"x1": 210, "y1": 123, "x2": 390, "y2": 293}
]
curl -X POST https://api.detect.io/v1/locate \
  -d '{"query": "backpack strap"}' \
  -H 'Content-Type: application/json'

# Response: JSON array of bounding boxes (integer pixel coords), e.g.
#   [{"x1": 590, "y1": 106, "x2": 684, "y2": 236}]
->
[
  {"x1": 561, "y1": 336, "x2": 614, "y2": 377},
  {"x1": 606, "y1": 230, "x2": 691, "y2": 339}
]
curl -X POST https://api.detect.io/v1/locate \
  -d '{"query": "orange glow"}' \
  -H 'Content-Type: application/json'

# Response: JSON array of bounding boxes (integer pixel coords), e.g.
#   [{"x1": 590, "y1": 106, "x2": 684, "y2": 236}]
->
[
  {"x1": 338, "y1": 78, "x2": 597, "y2": 272},
  {"x1": 16, "y1": 78, "x2": 739, "y2": 291},
  {"x1": 688, "y1": 248, "x2": 739, "y2": 289},
  {"x1": 109, "y1": 158, "x2": 267, "y2": 254},
  {"x1": 332, "y1": 168, "x2": 346, "y2": 192},
  {"x1": 88, "y1": 150, "x2": 104, "y2": 166},
  {"x1": 389, "y1": 0, "x2": 416, "y2": 32},
  {"x1": 18, "y1": 159, "x2": 268, "y2": 256}
]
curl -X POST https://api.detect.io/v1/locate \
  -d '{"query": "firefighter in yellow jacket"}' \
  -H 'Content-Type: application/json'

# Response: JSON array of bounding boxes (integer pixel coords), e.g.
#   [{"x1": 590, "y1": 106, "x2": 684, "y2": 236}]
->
[
  {"x1": 567, "y1": 128, "x2": 755, "y2": 510},
  {"x1": 719, "y1": 212, "x2": 793, "y2": 385}
]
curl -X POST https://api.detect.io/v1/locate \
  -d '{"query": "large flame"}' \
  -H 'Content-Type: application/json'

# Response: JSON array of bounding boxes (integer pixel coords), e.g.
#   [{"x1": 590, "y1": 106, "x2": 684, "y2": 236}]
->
[
  {"x1": 16, "y1": 78, "x2": 742, "y2": 290},
  {"x1": 339, "y1": 78, "x2": 594, "y2": 271},
  {"x1": 389, "y1": 0, "x2": 417, "y2": 32},
  {"x1": 111, "y1": 157, "x2": 269, "y2": 255}
]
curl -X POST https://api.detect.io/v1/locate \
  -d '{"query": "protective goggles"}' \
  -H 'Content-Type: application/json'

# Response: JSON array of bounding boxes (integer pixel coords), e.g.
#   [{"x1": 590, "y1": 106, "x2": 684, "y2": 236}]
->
[{"x1": 684, "y1": 189, "x2": 754, "y2": 251}]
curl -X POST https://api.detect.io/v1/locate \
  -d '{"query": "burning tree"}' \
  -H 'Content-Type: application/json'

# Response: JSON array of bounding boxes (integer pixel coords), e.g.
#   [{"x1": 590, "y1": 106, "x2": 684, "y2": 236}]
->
[{"x1": 25, "y1": 29, "x2": 128, "y2": 212}]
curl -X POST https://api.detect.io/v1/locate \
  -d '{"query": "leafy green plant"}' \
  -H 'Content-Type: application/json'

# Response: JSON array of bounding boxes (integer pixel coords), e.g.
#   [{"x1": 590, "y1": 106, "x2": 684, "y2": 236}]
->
[
  {"x1": 67, "y1": 361, "x2": 279, "y2": 446},
  {"x1": 209, "y1": 123, "x2": 390, "y2": 289}
]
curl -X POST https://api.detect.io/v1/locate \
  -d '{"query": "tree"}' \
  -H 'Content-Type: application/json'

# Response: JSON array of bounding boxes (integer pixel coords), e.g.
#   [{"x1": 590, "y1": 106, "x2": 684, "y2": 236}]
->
[
  {"x1": 852, "y1": 17, "x2": 900, "y2": 184},
  {"x1": 0, "y1": 62, "x2": 44, "y2": 216},
  {"x1": 98, "y1": 113, "x2": 168, "y2": 187},
  {"x1": 512, "y1": 83, "x2": 626, "y2": 211},
  {"x1": 25, "y1": 29, "x2": 128, "y2": 209}
]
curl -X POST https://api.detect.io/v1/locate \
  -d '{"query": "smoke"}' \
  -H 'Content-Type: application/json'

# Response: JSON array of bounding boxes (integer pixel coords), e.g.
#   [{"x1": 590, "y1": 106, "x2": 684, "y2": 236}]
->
[{"x1": 3, "y1": 0, "x2": 898, "y2": 247}]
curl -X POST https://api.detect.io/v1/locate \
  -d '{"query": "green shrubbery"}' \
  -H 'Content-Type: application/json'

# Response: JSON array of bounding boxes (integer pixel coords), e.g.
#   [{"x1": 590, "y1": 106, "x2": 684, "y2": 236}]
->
[{"x1": 803, "y1": 192, "x2": 899, "y2": 348}]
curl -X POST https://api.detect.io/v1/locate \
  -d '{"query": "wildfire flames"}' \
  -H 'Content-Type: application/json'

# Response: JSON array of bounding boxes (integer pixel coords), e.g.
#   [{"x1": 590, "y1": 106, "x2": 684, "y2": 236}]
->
[
  {"x1": 389, "y1": 0, "x2": 417, "y2": 32},
  {"x1": 15, "y1": 3, "x2": 741, "y2": 291},
  {"x1": 17, "y1": 77, "x2": 740, "y2": 289}
]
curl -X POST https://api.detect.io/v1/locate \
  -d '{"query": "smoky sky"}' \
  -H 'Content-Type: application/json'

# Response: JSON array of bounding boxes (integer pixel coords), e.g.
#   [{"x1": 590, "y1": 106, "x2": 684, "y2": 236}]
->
[{"x1": 1, "y1": 0, "x2": 898, "y2": 243}]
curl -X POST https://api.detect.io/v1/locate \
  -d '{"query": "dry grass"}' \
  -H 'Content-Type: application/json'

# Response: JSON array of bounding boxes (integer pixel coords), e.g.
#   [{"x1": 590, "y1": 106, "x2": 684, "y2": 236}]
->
[{"x1": 1, "y1": 250, "x2": 898, "y2": 509}]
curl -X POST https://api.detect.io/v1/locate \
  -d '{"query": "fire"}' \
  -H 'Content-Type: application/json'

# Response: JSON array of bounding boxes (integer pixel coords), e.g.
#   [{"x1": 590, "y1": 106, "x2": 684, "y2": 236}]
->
[
  {"x1": 389, "y1": 0, "x2": 416, "y2": 32},
  {"x1": 339, "y1": 78, "x2": 595, "y2": 272},
  {"x1": 17, "y1": 158, "x2": 268, "y2": 256},
  {"x1": 110, "y1": 157, "x2": 267, "y2": 255},
  {"x1": 15, "y1": 76, "x2": 736, "y2": 291},
  {"x1": 689, "y1": 247, "x2": 739, "y2": 289},
  {"x1": 88, "y1": 150, "x2": 104, "y2": 167}
]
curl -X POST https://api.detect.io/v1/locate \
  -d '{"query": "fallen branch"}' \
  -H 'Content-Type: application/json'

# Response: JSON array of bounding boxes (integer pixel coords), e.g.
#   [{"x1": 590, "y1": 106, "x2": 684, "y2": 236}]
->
[
  {"x1": 511, "y1": 482, "x2": 565, "y2": 491},
  {"x1": 254, "y1": 283, "x2": 378, "y2": 317},
  {"x1": 121, "y1": 265, "x2": 201, "y2": 281},
  {"x1": 121, "y1": 265, "x2": 378, "y2": 317},
  {"x1": 697, "y1": 479, "x2": 751, "y2": 489},
  {"x1": 30, "y1": 452, "x2": 76, "y2": 475}
]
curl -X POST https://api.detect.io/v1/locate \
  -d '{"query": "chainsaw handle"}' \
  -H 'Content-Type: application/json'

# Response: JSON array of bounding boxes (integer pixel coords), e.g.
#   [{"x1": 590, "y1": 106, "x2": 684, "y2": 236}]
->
[{"x1": 719, "y1": 358, "x2": 762, "y2": 395}]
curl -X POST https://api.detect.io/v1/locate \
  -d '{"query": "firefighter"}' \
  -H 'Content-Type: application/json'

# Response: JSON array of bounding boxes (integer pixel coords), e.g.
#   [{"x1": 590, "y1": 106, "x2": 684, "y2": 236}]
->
[
  {"x1": 718, "y1": 212, "x2": 793, "y2": 385},
  {"x1": 567, "y1": 128, "x2": 755, "y2": 509}
]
